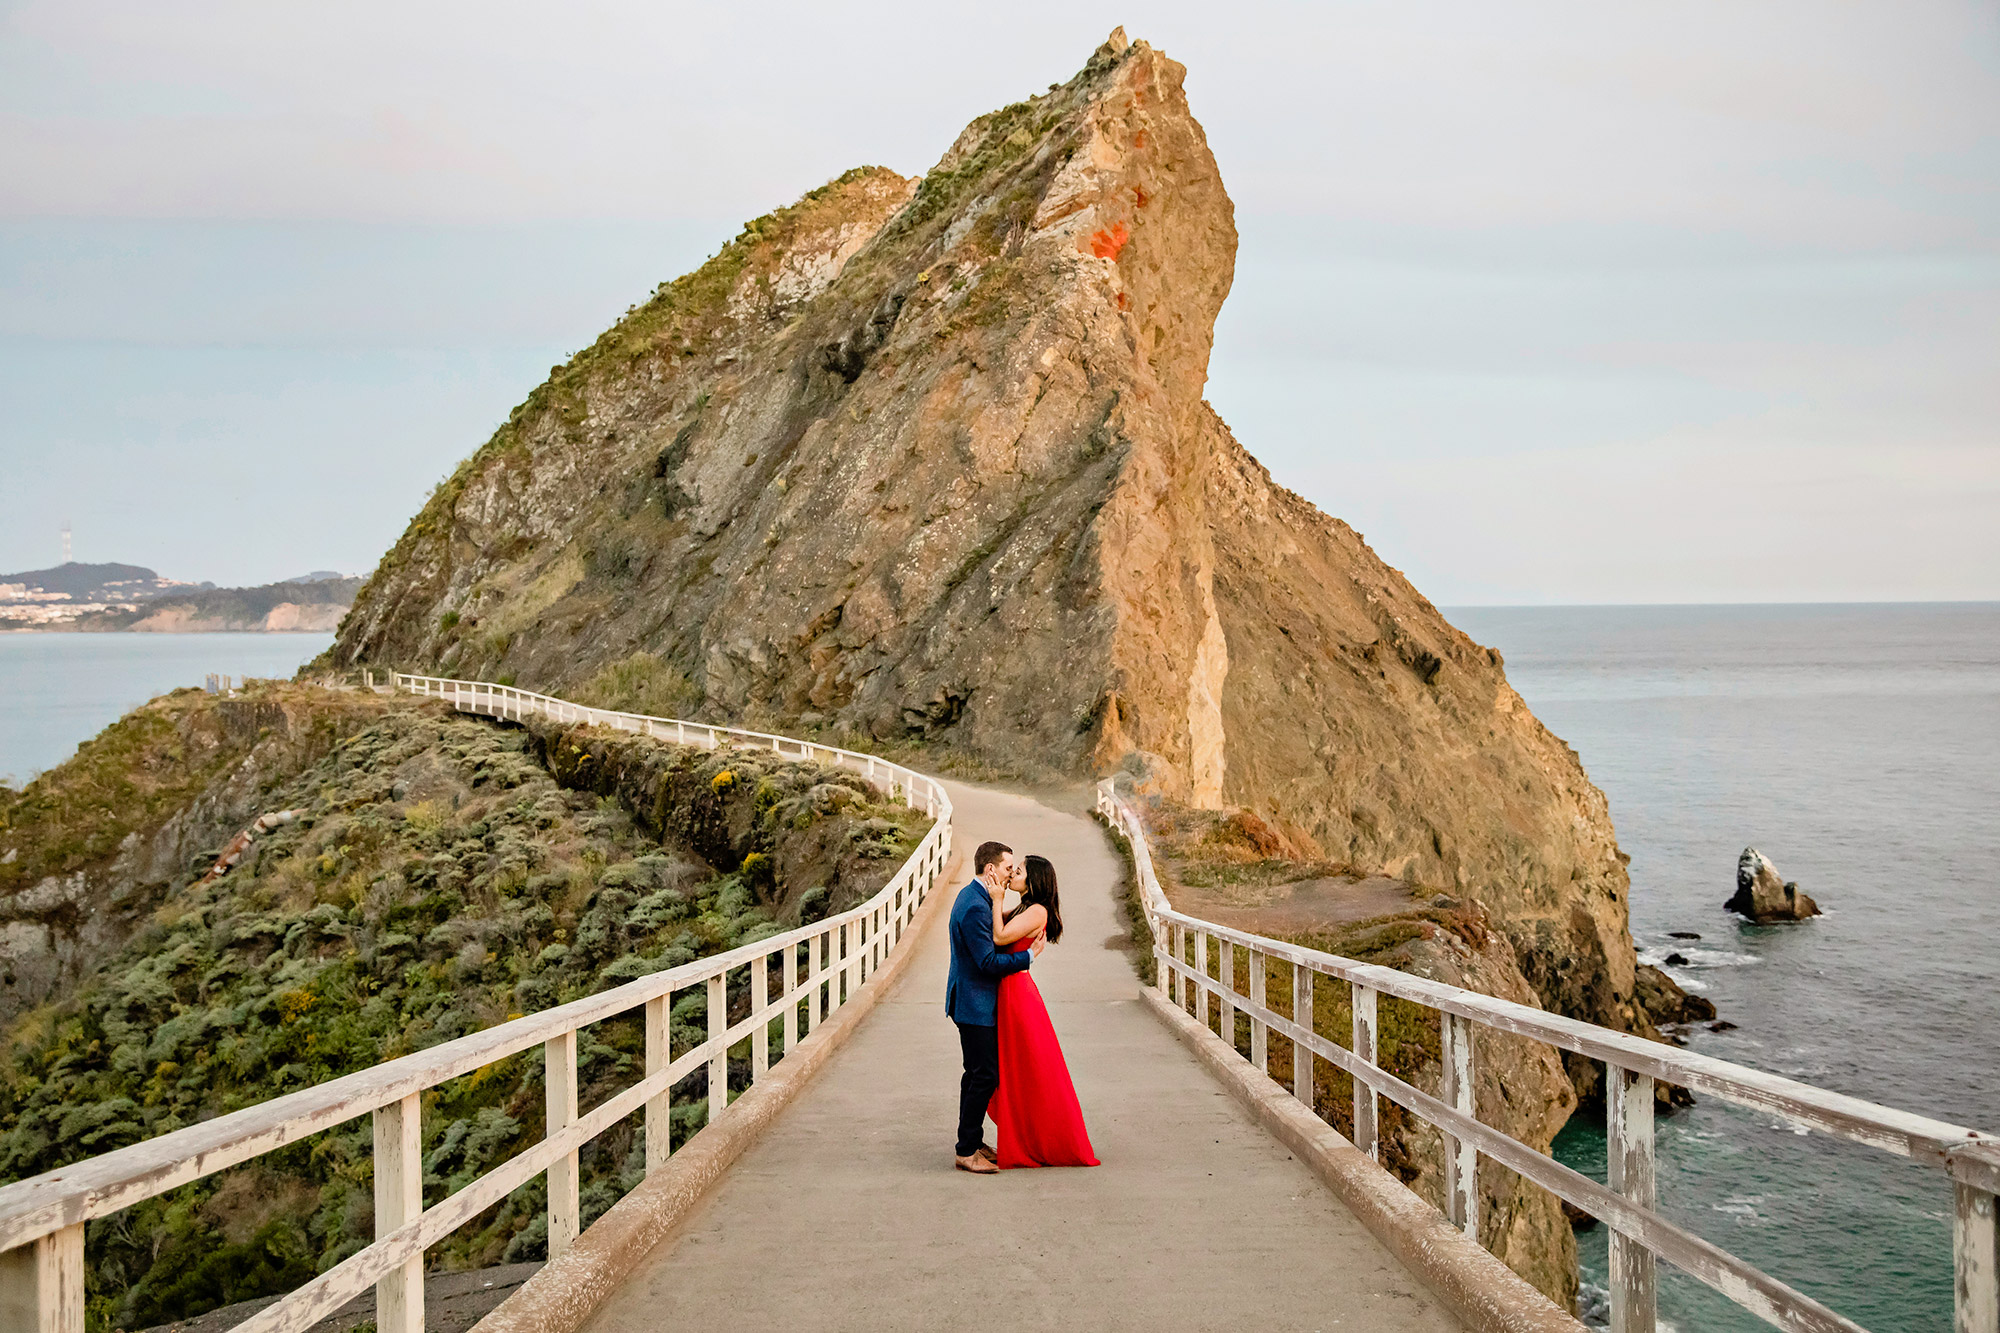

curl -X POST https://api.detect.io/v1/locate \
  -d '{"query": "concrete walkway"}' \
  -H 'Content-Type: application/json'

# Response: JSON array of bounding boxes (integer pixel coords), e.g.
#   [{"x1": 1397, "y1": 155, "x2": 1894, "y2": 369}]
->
[{"x1": 583, "y1": 782, "x2": 1462, "y2": 1332}]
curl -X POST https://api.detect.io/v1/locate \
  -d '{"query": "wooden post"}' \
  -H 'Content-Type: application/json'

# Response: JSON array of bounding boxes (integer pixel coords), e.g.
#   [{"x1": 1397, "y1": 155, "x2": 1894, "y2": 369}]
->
[
  {"x1": 1957, "y1": 1181, "x2": 1998, "y2": 1333},
  {"x1": 545, "y1": 1031, "x2": 579, "y2": 1258},
  {"x1": 0, "y1": 1224, "x2": 84, "y2": 1333},
  {"x1": 1194, "y1": 930, "x2": 1209, "y2": 1026},
  {"x1": 1441, "y1": 1012, "x2": 1479, "y2": 1240},
  {"x1": 1352, "y1": 982, "x2": 1379, "y2": 1160},
  {"x1": 815, "y1": 930, "x2": 829, "y2": 1026},
  {"x1": 783, "y1": 941, "x2": 799, "y2": 1057},
  {"x1": 1610, "y1": 1066, "x2": 1658, "y2": 1333},
  {"x1": 1248, "y1": 947, "x2": 1268, "y2": 1074},
  {"x1": 706, "y1": 972, "x2": 727, "y2": 1123},
  {"x1": 1295, "y1": 964, "x2": 1315, "y2": 1109},
  {"x1": 1218, "y1": 939, "x2": 1236, "y2": 1053},
  {"x1": 645, "y1": 993, "x2": 671, "y2": 1174},
  {"x1": 372, "y1": 1092, "x2": 423, "y2": 1333},
  {"x1": 751, "y1": 954, "x2": 770, "y2": 1080}
]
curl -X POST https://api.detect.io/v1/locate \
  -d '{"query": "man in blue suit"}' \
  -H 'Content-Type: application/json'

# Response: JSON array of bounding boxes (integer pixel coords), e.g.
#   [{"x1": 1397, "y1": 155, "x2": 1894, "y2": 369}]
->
[{"x1": 946, "y1": 839, "x2": 1039, "y2": 1174}]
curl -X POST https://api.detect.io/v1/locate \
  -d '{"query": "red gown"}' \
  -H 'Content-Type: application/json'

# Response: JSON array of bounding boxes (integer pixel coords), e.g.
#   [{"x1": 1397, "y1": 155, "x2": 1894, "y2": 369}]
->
[{"x1": 987, "y1": 939, "x2": 1100, "y2": 1168}]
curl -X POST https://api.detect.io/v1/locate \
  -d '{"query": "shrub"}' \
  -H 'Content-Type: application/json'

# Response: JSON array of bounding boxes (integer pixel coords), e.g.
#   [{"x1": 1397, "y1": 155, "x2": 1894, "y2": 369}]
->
[{"x1": 574, "y1": 652, "x2": 701, "y2": 720}]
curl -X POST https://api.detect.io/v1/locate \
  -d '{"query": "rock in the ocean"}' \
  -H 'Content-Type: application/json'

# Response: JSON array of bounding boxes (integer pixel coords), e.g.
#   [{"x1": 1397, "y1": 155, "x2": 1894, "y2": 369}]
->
[
  {"x1": 1634, "y1": 962, "x2": 1717, "y2": 1025},
  {"x1": 1727, "y1": 847, "x2": 1820, "y2": 922}
]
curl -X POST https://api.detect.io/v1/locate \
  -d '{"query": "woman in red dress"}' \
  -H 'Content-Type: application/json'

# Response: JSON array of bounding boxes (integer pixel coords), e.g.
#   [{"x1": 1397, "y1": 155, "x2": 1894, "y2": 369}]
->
[{"x1": 985, "y1": 854, "x2": 1099, "y2": 1168}]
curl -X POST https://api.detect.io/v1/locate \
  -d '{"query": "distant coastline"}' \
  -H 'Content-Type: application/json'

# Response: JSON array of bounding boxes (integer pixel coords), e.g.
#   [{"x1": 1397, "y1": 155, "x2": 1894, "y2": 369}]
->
[{"x1": 1, "y1": 562, "x2": 358, "y2": 633}]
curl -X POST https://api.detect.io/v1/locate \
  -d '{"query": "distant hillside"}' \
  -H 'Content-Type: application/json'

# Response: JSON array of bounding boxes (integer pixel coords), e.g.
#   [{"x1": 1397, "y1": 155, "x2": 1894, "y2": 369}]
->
[
  {"x1": 1, "y1": 564, "x2": 360, "y2": 632},
  {"x1": 0, "y1": 561, "x2": 196, "y2": 601},
  {"x1": 68, "y1": 578, "x2": 364, "y2": 633},
  {"x1": 0, "y1": 561, "x2": 160, "y2": 596}
]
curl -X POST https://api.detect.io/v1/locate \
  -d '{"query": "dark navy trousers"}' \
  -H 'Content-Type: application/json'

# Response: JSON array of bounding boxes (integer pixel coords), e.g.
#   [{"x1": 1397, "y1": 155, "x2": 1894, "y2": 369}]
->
[{"x1": 955, "y1": 1021, "x2": 1000, "y2": 1156}]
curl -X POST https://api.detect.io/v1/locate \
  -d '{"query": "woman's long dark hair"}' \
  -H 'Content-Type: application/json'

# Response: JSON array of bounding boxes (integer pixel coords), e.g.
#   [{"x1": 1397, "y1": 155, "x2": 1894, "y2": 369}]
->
[{"x1": 1010, "y1": 854, "x2": 1064, "y2": 944}]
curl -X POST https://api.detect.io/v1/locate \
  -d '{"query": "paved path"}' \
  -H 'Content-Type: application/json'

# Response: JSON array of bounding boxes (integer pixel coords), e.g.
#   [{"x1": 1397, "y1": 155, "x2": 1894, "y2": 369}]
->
[{"x1": 584, "y1": 782, "x2": 1462, "y2": 1332}]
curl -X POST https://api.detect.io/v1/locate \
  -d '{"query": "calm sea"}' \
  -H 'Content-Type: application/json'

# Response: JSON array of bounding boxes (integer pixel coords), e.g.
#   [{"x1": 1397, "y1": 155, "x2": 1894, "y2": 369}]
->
[
  {"x1": 1451, "y1": 603, "x2": 2000, "y2": 1333},
  {"x1": 0, "y1": 632, "x2": 334, "y2": 785}
]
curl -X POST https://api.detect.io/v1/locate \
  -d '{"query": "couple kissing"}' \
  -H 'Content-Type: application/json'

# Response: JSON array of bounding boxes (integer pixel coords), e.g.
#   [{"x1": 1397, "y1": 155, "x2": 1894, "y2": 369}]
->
[{"x1": 944, "y1": 840, "x2": 1099, "y2": 1174}]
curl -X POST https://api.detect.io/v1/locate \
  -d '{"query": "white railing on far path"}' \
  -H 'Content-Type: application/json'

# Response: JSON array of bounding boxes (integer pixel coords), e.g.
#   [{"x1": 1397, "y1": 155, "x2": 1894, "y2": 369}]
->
[
  {"x1": 0, "y1": 677, "x2": 954, "y2": 1333},
  {"x1": 1097, "y1": 781, "x2": 1998, "y2": 1333}
]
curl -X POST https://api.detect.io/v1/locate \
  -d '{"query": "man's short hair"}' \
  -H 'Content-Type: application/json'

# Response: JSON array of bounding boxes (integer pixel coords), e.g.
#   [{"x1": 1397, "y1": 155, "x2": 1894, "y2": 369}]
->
[{"x1": 974, "y1": 841, "x2": 1013, "y2": 874}]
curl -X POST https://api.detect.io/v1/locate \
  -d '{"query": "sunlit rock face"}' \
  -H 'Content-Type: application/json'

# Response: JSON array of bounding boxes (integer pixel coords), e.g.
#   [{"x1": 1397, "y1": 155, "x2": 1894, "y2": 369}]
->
[{"x1": 336, "y1": 26, "x2": 1647, "y2": 1081}]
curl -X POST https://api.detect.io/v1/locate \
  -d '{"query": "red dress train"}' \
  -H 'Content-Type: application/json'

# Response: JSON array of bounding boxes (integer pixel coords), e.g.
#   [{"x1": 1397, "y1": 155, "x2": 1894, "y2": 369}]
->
[{"x1": 987, "y1": 941, "x2": 1099, "y2": 1168}]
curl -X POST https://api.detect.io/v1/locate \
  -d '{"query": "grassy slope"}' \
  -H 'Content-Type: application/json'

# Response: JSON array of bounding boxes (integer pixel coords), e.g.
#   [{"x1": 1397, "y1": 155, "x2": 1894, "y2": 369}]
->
[{"x1": 0, "y1": 689, "x2": 925, "y2": 1329}]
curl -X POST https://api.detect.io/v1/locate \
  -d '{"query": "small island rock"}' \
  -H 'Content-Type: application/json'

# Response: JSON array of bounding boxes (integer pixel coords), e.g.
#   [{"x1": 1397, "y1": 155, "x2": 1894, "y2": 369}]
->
[{"x1": 1727, "y1": 847, "x2": 1820, "y2": 922}]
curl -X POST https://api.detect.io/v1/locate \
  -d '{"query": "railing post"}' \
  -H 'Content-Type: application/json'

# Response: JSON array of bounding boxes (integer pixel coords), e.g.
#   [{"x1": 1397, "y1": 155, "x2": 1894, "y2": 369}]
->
[
  {"x1": 1610, "y1": 1067, "x2": 1658, "y2": 1333},
  {"x1": 1950, "y1": 1146, "x2": 1999, "y2": 1333},
  {"x1": 706, "y1": 972, "x2": 727, "y2": 1122},
  {"x1": 1194, "y1": 930, "x2": 1210, "y2": 1028},
  {"x1": 1352, "y1": 982, "x2": 1379, "y2": 1160},
  {"x1": 645, "y1": 992, "x2": 671, "y2": 1175},
  {"x1": 1218, "y1": 938, "x2": 1236, "y2": 1053},
  {"x1": 0, "y1": 1224, "x2": 84, "y2": 1333},
  {"x1": 545, "y1": 1030, "x2": 579, "y2": 1257},
  {"x1": 1248, "y1": 946, "x2": 1268, "y2": 1074},
  {"x1": 751, "y1": 953, "x2": 770, "y2": 1080},
  {"x1": 372, "y1": 1092, "x2": 423, "y2": 1333},
  {"x1": 1294, "y1": 963, "x2": 1315, "y2": 1109},
  {"x1": 1441, "y1": 1012, "x2": 1479, "y2": 1239},
  {"x1": 814, "y1": 930, "x2": 828, "y2": 1026},
  {"x1": 783, "y1": 941, "x2": 800, "y2": 1057}
]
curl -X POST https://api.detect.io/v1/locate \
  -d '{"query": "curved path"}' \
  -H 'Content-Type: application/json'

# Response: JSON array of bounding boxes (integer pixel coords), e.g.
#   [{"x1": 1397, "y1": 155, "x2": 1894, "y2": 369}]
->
[{"x1": 583, "y1": 780, "x2": 1461, "y2": 1332}]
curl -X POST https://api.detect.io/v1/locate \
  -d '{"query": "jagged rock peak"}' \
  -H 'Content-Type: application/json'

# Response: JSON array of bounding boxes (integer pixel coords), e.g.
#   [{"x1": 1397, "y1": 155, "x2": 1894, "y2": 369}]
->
[{"x1": 334, "y1": 34, "x2": 1646, "y2": 1068}]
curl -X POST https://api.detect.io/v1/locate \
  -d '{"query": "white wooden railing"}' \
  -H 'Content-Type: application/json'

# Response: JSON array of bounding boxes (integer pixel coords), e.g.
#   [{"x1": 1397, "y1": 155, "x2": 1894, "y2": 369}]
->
[
  {"x1": 1097, "y1": 781, "x2": 1999, "y2": 1333},
  {"x1": 0, "y1": 677, "x2": 954, "y2": 1333}
]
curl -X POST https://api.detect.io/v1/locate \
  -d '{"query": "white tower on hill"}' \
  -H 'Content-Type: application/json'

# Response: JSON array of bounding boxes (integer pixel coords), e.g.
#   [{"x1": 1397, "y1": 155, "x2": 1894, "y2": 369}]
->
[{"x1": 61, "y1": 521, "x2": 71, "y2": 565}]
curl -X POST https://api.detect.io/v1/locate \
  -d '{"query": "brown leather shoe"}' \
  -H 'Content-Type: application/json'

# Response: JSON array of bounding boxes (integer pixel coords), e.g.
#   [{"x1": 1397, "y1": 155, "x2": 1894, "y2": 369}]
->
[
  {"x1": 976, "y1": 1143, "x2": 998, "y2": 1164},
  {"x1": 955, "y1": 1152, "x2": 999, "y2": 1174}
]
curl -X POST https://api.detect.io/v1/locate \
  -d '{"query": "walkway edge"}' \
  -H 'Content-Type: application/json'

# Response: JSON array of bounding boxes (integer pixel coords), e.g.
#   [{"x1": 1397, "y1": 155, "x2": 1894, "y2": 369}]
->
[
  {"x1": 1140, "y1": 987, "x2": 1586, "y2": 1333},
  {"x1": 472, "y1": 852, "x2": 961, "y2": 1333}
]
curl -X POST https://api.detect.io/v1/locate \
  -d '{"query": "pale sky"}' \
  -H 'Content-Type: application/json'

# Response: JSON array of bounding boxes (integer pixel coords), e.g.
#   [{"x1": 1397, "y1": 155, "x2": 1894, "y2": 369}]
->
[{"x1": 2, "y1": 1, "x2": 1996, "y2": 601}]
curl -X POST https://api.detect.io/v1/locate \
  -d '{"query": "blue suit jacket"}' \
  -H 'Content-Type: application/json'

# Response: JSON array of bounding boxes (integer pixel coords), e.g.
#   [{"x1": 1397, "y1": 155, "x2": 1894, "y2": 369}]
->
[{"x1": 944, "y1": 878, "x2": 1033, "y2": 1026}]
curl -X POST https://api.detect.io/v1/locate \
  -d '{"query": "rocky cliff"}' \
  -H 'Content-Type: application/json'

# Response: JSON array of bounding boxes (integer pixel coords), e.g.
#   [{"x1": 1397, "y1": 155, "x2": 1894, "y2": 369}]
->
[{"x1": 335, "y1": 28, "x2": 1649, "y2": 1054}]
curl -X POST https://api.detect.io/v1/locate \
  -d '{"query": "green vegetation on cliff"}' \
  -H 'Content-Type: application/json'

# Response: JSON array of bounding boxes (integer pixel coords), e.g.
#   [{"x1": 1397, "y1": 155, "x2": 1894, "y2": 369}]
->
[{"x1": 0, "y1": 685, "x2": 926, "y2": 1329}]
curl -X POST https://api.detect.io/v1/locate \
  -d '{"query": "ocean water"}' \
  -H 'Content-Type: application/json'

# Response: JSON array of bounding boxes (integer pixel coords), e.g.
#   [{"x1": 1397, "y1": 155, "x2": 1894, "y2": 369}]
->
[
  {"x1": 0, "y1": 632, "x2": 334, "y2": 785},
  {"x1": 1449, "y1": 603, "x2": 2000, "y2": 1333}
]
